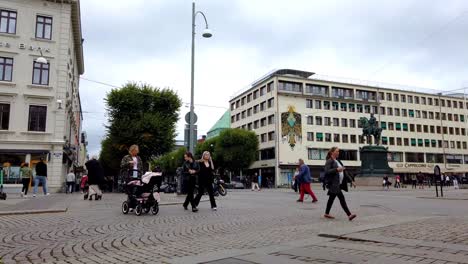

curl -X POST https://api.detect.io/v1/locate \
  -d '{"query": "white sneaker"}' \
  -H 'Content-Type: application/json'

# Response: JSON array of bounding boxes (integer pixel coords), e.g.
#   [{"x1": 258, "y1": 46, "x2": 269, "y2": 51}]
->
[
  {"x1": 33, "y1": 194, "x2": 36, "y2": 197},
  {"x1": 212, "y1": 207, "x2": 217, "y2": 211},
  {"x1": 45, "y1": 193, "x2": 50, "y2": 196},
  {"x1": 24, "y1": 195, "x2": 28, "y2": 198}
]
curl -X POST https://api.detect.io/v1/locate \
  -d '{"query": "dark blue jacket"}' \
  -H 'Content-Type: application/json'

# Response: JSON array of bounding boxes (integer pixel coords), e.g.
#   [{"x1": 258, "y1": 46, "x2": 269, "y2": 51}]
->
[{"x1": 297, "y1": 164, "x2": 312, "y2": 183}]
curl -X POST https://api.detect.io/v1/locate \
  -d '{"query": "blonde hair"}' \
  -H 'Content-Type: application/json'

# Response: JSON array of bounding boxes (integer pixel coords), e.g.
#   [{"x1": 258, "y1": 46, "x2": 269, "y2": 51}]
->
[
  {"x1": 129, "y1": 145, "x2": 139, "y2": 154},
  {"x1": 200, "y1": 151, "x2": 214, "y2": 169}
]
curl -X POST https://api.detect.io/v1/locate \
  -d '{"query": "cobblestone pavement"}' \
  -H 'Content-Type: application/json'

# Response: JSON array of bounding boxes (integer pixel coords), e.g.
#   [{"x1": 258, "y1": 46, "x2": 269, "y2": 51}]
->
[{"x1": 1, "y1": 188, "x2": 468, "y2": 264}]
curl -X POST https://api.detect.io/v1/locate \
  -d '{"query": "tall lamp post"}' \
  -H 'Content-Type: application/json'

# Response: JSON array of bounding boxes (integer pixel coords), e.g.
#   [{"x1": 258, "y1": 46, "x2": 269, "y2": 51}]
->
[{"x1": 188, "y1": 1, "x2": 212, "y2": 153}]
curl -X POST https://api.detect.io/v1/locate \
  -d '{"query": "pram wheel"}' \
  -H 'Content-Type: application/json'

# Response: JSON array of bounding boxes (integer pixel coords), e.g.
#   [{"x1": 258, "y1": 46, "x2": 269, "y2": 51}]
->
[
  {"x1": 122, "y1": 201, "x2": 130, "y2": 214},
  {"x1": 151, "y1": 204, "x2": 159, "y2": 215},
  {"x1": 135, "y1": 204, "x2": 143, "y2": 216},
  {"x1": 143, "y1": 207, "x2": 150, "y2": 214}
]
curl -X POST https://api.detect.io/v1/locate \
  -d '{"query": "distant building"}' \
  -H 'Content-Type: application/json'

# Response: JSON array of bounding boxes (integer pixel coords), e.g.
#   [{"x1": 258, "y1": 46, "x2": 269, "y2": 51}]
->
[
  {"x1": 207, "y1": 110, "x2": 230, "y2": 139},
  {"x1": 230, "y1": 69, "x2": 468, "y2": 187},
  {"x1": 0, "y1": 0, "x2": 85, "y2": 191}
]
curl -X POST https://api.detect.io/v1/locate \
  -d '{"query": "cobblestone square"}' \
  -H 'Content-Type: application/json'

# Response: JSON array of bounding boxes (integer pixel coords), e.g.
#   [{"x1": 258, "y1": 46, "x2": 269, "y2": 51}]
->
[{"x1": 1, "y1": 187, "x2": 468, "y2": 263}]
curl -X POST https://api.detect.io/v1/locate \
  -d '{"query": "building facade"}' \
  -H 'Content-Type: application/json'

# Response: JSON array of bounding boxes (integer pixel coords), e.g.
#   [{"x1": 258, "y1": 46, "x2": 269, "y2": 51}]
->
[
  {"x1": 0, "y1": 0, "x2": 84, "y2": 191},
  {"x1": 230, "y1": 69, "x2": 468, "y2": 187}
]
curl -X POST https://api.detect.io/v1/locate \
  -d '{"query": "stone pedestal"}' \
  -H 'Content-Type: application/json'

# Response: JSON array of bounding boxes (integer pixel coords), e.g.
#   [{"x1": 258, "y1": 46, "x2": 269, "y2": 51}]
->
[{"x1": 358, "y1": 145, "x2": 393, "y2": 181}]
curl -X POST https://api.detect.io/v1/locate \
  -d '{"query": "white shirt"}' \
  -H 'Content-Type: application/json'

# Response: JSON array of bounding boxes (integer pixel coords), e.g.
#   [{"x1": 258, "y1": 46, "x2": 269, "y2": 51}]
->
[
  {"x1": 335, "y1": 160, "x2": 344, "y2": 184},
  {"x1": 66, "y1": 173, "x2": 75, "y2": 182},
  {"x1": 132, "y1": 157, "x2": 138, "y2": 170}
]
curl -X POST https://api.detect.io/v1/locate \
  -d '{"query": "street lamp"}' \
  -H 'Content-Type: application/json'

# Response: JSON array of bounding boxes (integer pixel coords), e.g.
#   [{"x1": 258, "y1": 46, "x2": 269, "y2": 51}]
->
[{"x1": 188, "y1": 1, "x2": 212, "y2": 153}]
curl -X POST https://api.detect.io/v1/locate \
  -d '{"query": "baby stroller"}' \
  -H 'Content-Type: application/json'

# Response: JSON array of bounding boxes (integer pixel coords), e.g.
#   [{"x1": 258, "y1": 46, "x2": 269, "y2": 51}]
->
[{"x1": 122, "y1": 171, "x2": 161, "y2": 216}]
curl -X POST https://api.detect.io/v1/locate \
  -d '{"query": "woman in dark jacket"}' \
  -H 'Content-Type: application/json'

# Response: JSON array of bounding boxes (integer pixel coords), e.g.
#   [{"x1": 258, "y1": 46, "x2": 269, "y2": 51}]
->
[
  {"x1": 323, "y1": 146, "x2": 357, "y2": 221},
  {"x1": 194, "y1": 151, "x2": 217, "y2": 211},
  {"x1": 182, "y1": 152, "x2": 200, "y2": 212}
]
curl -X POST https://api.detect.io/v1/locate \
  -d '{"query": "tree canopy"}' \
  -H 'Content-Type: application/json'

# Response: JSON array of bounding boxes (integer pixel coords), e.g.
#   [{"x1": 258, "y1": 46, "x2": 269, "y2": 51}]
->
[{"x1": 100, "y1": 82, "x2": 182, "y2": 174}]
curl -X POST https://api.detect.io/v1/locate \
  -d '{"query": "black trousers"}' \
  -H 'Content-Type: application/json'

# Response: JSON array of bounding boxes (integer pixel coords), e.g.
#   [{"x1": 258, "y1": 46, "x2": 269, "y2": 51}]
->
[
  {"x1": 21, "y1": 178, "x2": 30, "y2": 195},
  {"x1": 183, "y1": 176, "x2": 197, "y2": 208},
  {"x1": 325, "y1": 191, "x2": 351, "y2": 216},
  {"x1": 194, "y1": 182, "x2": 217, "y2": 208},
  {"x1": 66, "y1": 182, "x2": 74, "y2": 193}
]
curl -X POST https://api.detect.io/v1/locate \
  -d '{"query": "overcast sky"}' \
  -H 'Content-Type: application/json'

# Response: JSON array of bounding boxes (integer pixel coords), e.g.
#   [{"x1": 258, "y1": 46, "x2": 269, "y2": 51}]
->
[{"x1": 79, "y1": 0, "x2": 468, "y2": 156}]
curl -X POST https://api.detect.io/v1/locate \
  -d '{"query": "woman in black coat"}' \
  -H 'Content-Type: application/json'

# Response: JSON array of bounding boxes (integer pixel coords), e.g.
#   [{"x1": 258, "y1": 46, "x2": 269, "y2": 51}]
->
[
  {"x1": 182, "y1": 152, "x2": 200, "y2": 212},
  {"x1": 194, "y1": 151, "x2": 217, "y2": 211},
  {"x1": 323, "y1": 147, "x2": 357, "y2": 221}
]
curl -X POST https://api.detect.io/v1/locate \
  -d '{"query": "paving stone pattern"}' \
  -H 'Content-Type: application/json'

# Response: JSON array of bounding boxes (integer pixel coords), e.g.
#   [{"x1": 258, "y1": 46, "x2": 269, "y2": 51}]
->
[{"x1": 1, "y1": 189, "x2": 468, "y2": 264}]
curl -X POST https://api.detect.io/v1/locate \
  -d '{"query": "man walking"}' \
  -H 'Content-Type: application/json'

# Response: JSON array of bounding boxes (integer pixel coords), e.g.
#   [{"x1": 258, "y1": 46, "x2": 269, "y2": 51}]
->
[
  {"x1": 296, "y1": 159, "x2": 318, "y2": 203},
  {"x1": 33, "y1": 157, "x2": 49, "y2": 197},
  {"x1": 66, "y1": 169, "x2": 75, "y2": 194},
  {"x1": 85, "y1": 155, "x2": 104, "y2": 200},
  {"x1": 251, "y1": 172, "x2": 260, "y2": 191}
]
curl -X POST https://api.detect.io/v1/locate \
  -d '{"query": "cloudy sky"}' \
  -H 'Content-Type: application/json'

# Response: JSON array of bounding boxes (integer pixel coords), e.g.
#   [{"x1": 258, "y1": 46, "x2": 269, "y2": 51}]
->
[{"x1": 79, "y1": 0, "x2": 468, "y2": 156}]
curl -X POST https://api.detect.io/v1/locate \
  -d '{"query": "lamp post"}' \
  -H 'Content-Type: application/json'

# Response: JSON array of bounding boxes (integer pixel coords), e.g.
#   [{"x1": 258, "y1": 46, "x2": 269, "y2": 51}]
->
[{"x1": 188, "y1": 1, "x2": 212, "y2": 153}]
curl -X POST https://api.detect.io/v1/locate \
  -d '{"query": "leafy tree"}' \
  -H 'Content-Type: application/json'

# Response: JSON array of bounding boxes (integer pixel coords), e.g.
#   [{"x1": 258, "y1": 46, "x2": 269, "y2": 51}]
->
[
  {"x1": 100, "y1": 82, "x2": 182, "y2": 174},
  {"x1": 152, "y1": 147, "x2": 187, "y2": 176},
  {"x1": 213, "y1": 129, "x2": 258, "y2": 176},
  {"x1": 195, "y1": 137, "x2": 217, "y2": 158}
]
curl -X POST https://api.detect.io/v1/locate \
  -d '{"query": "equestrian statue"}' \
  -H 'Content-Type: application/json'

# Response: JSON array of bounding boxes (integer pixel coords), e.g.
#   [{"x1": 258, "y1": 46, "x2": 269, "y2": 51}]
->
[{"x1": 358, "y1": 113, "x2": 382, "y2": 145}]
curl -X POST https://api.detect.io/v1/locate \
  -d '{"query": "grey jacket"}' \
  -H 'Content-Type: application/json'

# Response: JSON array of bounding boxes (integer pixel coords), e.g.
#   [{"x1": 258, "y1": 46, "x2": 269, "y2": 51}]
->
[{"x1": 324, "y1": 159, "x2": 354, "y2": 195}]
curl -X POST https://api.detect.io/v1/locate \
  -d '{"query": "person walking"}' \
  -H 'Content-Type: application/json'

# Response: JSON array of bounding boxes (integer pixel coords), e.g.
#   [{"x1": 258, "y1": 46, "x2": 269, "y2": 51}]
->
[
  {"x1": 194, "y1": 151, "x2": 217, "y2": 211},
  {"x1": 411, "y1": 174, "x2": 417, "y2": 189},
  {"x1": 66, "y1": 169, "x2": 75, "y2": 194},
  {"x1": 417, "y1": 172, "x2": 424, "y2": 189},
  {"x1": 296, "y1": 159, "x2": 318, "y2": 203},
  {"x1": 323, "y1": 147, "x2": 357, "y2": 221},
  {"x1": 33, "y1": 157, "x2": 49, "y2": 197},
  {"x1": 120, "y1": 145, "x2": 144, "y2": 180},
  {"x1": 182, "y1": 152, "x2": 199, "y2": 212},
  {"x1": 445, "y1": 175, "x2": 451, "y2": 187},
  {"x1": 85, "y1": 155, "x2": 104, "y2": 200},
  {"x1": 251, "y1": 172, "x2": 260, "y2": 191},
  {"x1": 292, "y1": 167, "x2": 300, "y2": 192},
  {"x1": 395, "y1": 175, "x2": 401, "y2": 188},
  {"x1": 80, "y1": 174, "x2": 88, "y2": 194},
  {"x1": 20, "y1": 163, "x2": 32, "y2": 198},
  {"x1": 383, "y1": 176, "x2": 390, "y2": 191}
]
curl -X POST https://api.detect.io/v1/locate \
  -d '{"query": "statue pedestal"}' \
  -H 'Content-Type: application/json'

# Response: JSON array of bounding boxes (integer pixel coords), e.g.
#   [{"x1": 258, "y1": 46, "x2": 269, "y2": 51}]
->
[{"x1": 358, "y1": 145, "x2": 393, "y2": 181}]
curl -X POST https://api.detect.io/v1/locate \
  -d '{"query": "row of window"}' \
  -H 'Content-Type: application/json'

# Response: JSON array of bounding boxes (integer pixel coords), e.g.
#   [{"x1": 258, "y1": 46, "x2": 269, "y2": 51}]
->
[
  {"x1": 231, "y1": 82, "x2": 274, "y2": 110},
  {"x1": 308, "y1": 116, "x2": 467, "y2": 136},
  {"x1": 308, "y1": 148, "x2": 468, "y2": 164},
  {"x1": 306, "y1": 100, "x2": 466, "y2": 122},
  {"x1": 305, "y1": 132, "x2": 468, "y2": 150},
  {"x1": 1, "y1": 9, "x2": 53, "y2": 39},
  {"x1": 258, "y1": 131, "x2": 275, "y2": 143},
  {"x1": 279, "y1": 80, "x2": 468, "y2": 109},
  {"x1": 231, "y1": 99, "x2": 275, "y2": 123},
  {"x1": 235, "y1": 115, "x2": 275, "y2": 130},
  {"x1": 0, "y1": 56, "x2": 50, "y2": 84},
  {"x1": 0, "y1": 103, "x2": 47, "y2": 131}
]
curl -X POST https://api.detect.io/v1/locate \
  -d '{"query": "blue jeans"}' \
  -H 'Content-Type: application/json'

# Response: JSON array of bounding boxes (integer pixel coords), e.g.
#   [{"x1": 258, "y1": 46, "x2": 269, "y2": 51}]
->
[{"x1": 34, "y1": 176, "x2": 48, "y2": 194}]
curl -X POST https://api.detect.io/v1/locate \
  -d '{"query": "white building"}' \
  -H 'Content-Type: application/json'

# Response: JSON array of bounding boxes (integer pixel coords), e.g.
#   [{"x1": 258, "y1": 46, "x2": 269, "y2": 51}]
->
[
  {"x1": 230, "y1": 69, "x2": 468, "y2": 187},
  {"x1": 0, "y1": 0, "x2": 84, "y2": 192}
]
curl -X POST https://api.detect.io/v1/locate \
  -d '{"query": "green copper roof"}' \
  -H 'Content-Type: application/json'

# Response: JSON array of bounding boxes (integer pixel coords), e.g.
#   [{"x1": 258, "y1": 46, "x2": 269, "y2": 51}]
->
[{"x1": 207, "y1": 110, "x2": 231, "y2": 139}]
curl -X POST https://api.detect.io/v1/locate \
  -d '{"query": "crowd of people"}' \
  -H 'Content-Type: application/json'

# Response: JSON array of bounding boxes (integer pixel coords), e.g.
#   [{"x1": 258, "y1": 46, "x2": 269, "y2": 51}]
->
[{"x1": 15, "y1": 142, "x2": 465, "y2": 223}]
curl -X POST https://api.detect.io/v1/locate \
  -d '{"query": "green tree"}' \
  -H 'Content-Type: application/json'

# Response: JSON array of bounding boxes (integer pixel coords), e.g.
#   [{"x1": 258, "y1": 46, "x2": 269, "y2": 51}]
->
[
  {"x1": 195, "y1": 137, "x2": 217, "y2": 158},
  {"x1": 213, "y1": 129, "x2": 258, "y2": 176},
  {"x1": 152, "y1": 147, "x2": 186, "y2": 176},
  {"x1": 100, "y1": 82, "x2": 182, "y2": 174}
]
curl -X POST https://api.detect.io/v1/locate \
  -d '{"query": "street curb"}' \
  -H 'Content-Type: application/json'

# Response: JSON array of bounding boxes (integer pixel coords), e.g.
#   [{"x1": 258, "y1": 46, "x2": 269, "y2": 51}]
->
[
  {"x1": 417, "y1": 196, "x2": 468, "y2": 200},
  {"x1": 158, "y1": 198, "x2": 209, "y2": 206},
  {"x1": 0, "y1": 208, "x2": 68, "y2": 216},
  {"x1": 0, "y1": 199, "x2": 209, "y2": 216}
]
